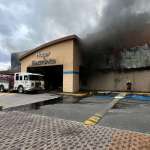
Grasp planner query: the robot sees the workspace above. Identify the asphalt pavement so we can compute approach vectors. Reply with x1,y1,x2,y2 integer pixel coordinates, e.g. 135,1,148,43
28,96,112,122
1,93,150,133
100,102,150,133
27,96,150,133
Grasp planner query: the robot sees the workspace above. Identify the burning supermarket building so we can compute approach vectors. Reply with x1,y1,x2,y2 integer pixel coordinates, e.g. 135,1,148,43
79,0,150,92
10,32,150,93
10,0,150,93
84,43,150,92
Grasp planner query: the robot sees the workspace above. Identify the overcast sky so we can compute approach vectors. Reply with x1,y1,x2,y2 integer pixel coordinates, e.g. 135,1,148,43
0,0,105,70
0,0,150,70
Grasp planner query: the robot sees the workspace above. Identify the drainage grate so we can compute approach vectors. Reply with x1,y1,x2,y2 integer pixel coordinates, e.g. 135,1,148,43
0,111,149,150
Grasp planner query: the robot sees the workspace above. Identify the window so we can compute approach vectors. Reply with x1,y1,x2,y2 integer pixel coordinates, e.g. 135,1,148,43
24,75,28,80
16,74,19,80
20,76,22,80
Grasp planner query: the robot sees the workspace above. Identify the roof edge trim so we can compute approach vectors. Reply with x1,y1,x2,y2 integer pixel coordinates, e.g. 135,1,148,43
20,35,79,60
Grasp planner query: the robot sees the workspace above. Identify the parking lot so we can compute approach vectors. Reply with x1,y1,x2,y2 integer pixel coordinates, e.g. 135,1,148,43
0,92,150,134
27,94,150,134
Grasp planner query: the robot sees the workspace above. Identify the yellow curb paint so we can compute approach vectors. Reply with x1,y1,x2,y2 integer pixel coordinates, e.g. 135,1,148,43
86,118,97,123
88,119,97,123
83,93,127,127
95,113,102,118
84,120,95,125
91,116,100,120
83,115,102,126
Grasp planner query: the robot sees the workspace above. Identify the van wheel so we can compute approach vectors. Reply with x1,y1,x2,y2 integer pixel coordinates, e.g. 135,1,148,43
0,85,4,92
18,86,24,93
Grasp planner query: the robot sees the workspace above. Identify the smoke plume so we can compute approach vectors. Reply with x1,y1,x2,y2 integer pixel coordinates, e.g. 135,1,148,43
82,0,150,69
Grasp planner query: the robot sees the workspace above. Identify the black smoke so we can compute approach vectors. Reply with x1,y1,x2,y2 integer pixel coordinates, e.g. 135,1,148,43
81,0,150,70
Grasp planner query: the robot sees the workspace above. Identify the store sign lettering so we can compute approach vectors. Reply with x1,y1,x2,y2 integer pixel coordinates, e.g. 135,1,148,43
36,51,51,58
32,59,56,66
32,51,56,66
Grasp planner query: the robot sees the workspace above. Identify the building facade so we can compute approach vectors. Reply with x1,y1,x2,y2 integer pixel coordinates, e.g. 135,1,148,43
19,35,150,93
20,35,81,93
87,69,150,92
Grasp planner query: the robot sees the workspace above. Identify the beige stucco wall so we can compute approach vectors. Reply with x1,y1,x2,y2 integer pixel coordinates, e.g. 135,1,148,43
62,65,79,92
21,39,80,93
21,40,74,72
88,70,150,92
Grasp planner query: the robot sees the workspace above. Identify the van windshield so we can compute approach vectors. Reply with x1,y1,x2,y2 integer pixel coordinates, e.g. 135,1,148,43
29,75,44,81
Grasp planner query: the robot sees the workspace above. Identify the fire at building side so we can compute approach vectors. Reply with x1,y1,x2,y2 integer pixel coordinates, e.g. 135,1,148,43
9,29,150,93
6,0,150,93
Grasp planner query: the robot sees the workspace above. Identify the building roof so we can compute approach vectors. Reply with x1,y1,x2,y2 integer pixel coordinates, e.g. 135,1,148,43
20,35,79,60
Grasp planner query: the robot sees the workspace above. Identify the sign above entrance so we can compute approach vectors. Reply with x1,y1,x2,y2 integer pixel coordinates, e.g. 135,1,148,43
32,51,56,66
36,51,51,59
32,59,56,66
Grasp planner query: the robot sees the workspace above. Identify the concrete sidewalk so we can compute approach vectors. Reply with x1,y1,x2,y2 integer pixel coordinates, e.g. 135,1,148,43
0,93,60,109
0,111,149,150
